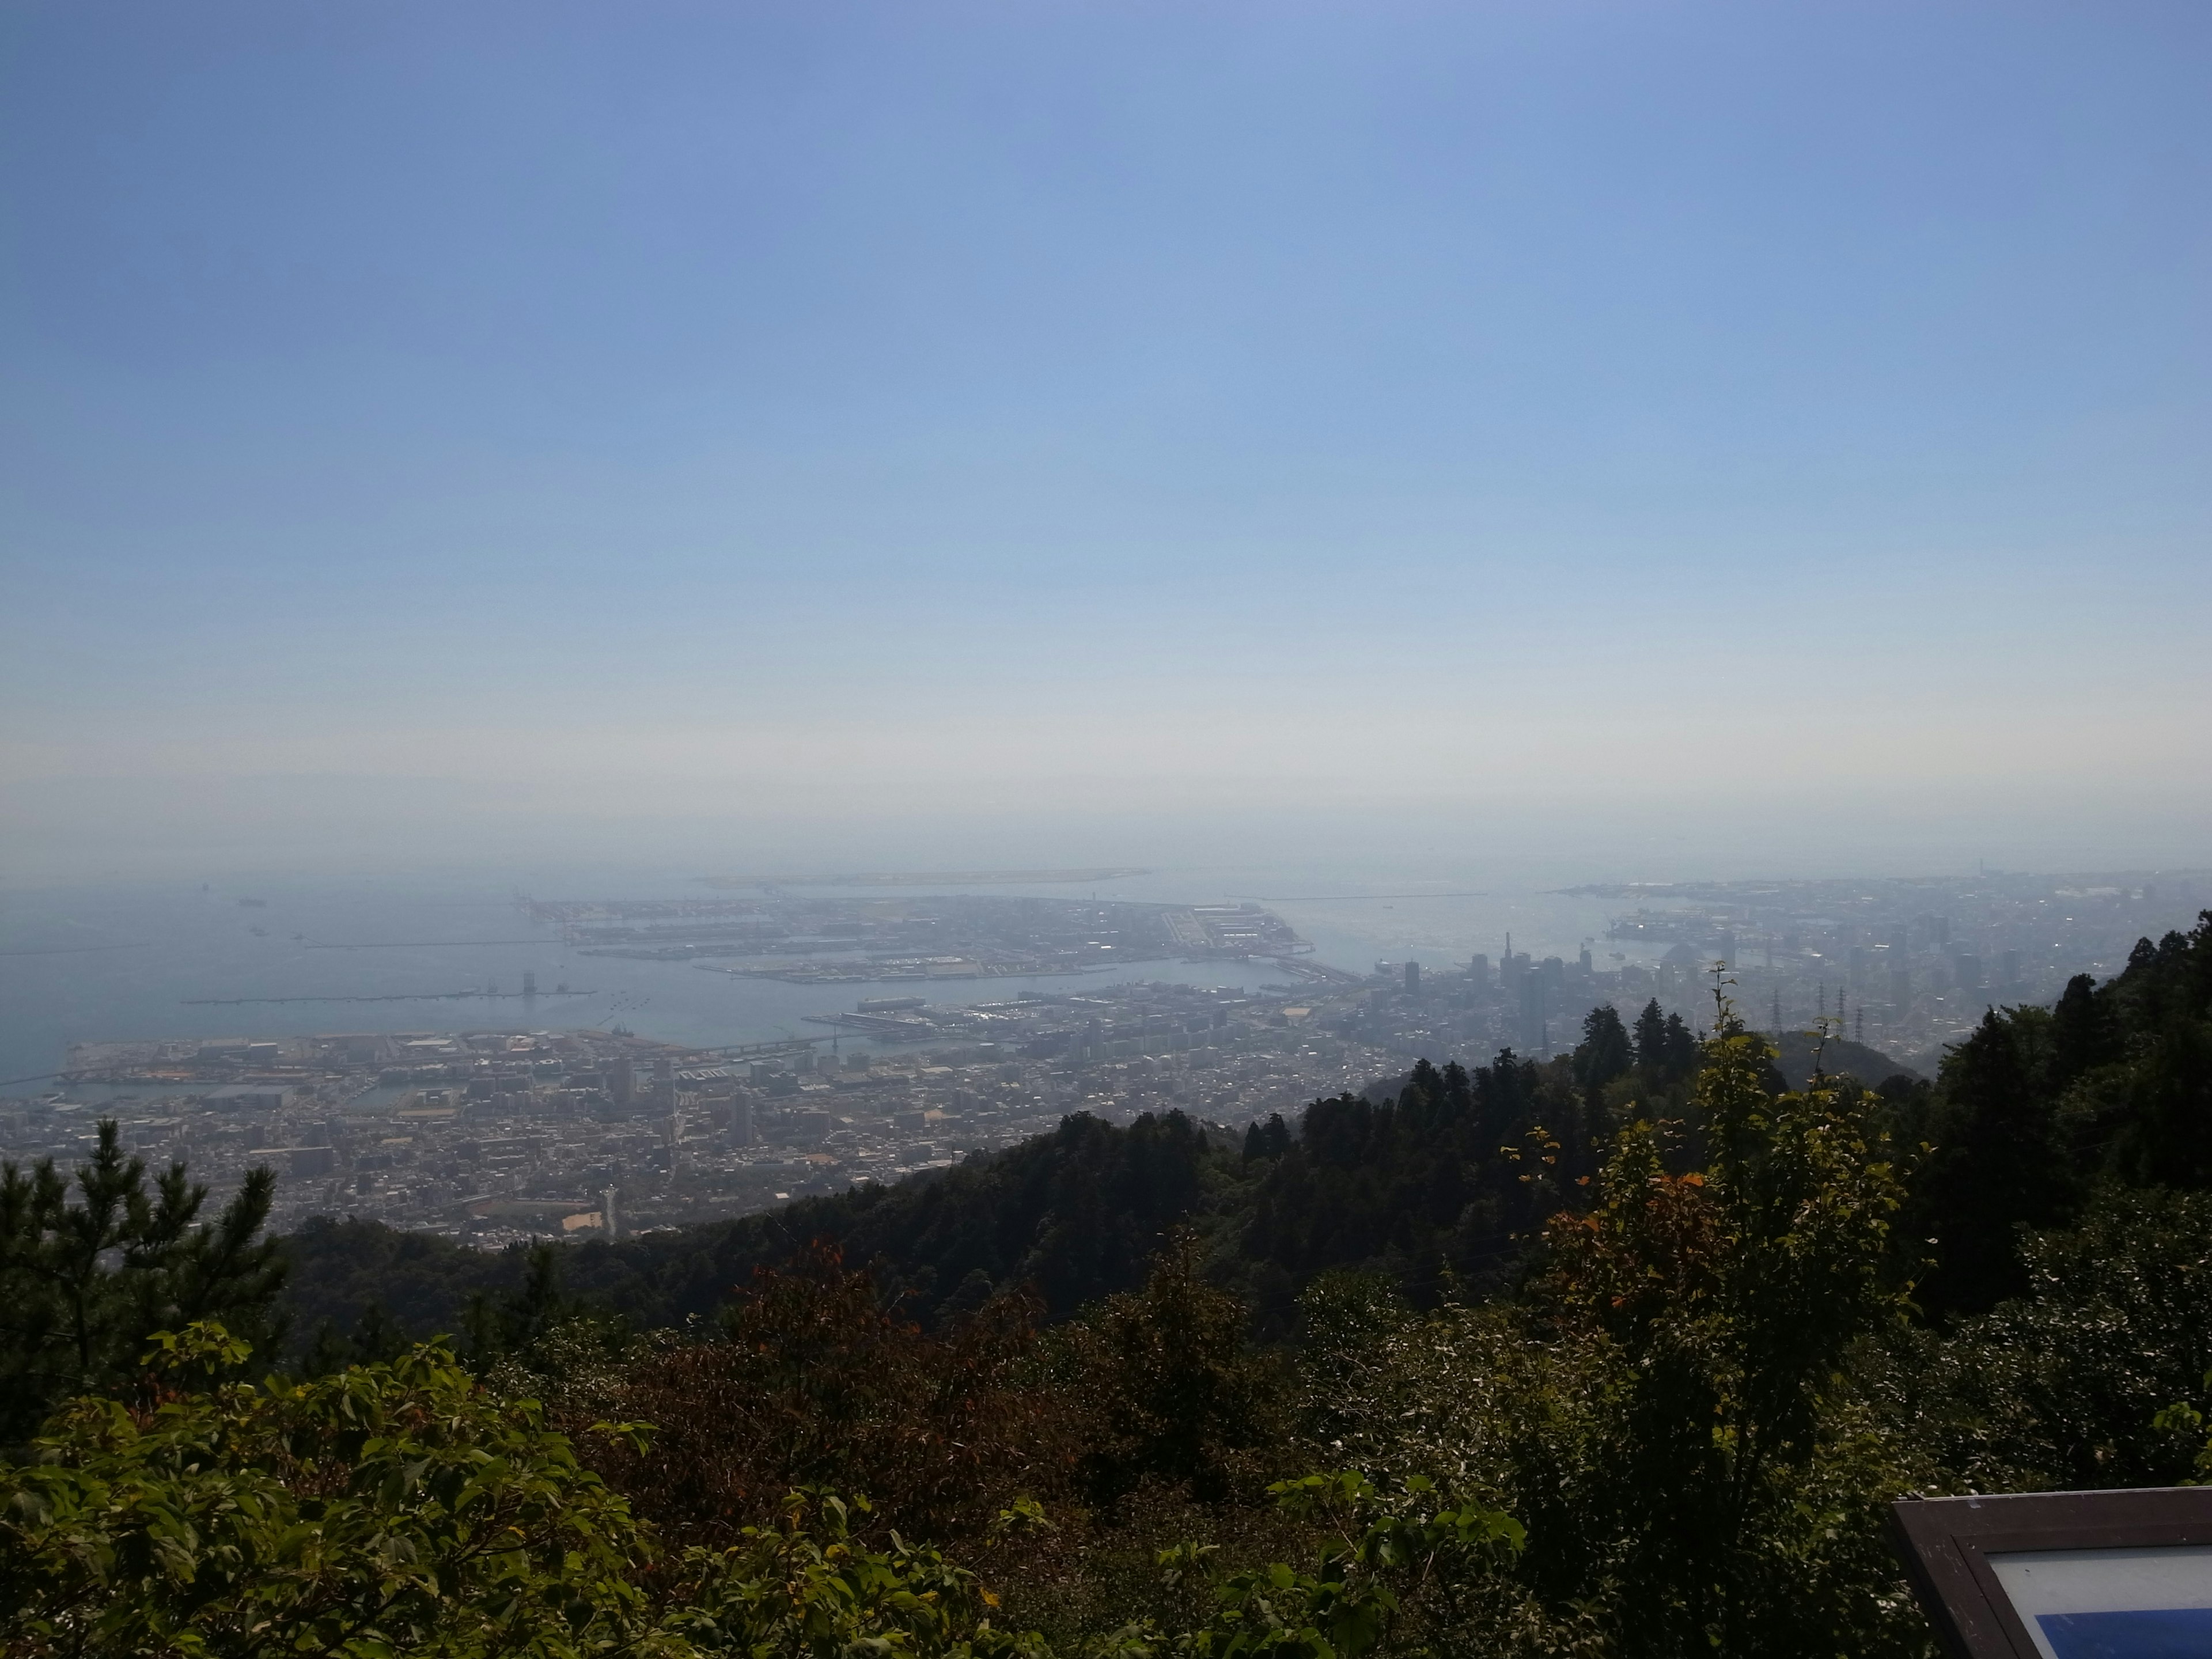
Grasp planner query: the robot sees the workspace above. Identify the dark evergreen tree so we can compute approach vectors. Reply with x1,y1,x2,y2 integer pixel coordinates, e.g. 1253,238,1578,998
464,1240,570,1365
1913,1010,2074,1316
1573,1005,1633,1096
1067,1229,1274,1506
1633,999,1669,1074
2049,972,2120,1086
1658,1011,1699,1083
0,1119,283,1440
2104,918,2212,1191
1627,1000,1699,1088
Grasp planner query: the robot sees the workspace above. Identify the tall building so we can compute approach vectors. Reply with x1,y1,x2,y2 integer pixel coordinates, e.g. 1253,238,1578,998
1518,973,1547,1054
1404,960,1421,994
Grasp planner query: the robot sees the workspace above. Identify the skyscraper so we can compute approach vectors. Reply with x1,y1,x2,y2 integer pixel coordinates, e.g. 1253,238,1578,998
1518,972,1547,1054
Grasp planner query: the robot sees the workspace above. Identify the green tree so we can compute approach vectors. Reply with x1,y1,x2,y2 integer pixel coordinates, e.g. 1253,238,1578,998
464,1239,574,1366
1630,1000,1698,1089
1912,1009,2075,1316
660,1489,1048,1658
1571,1006,1633,1100
0,1119,282,1444
2104,918,2212,1191
1532,1005,1918,1657
2049,972,2122,1087
0,1323,672,1659
1066,1230,1275,1507
1911,1187,2212,1491
1241,1114,1292,1165
585,1240,1065,1551
1103,1472,1522,1659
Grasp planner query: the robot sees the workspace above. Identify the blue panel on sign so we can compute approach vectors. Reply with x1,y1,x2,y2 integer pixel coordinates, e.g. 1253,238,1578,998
2038,1608,2212,1659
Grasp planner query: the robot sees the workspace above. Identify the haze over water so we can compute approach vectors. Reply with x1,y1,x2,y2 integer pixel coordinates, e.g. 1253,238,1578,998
0,864,1646,1085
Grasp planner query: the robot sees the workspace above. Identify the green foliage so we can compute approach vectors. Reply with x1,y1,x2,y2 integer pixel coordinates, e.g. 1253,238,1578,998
0,1119,284,1444
582,1240,1067,1550
1241,1115,1293,1166
1063,1229,1279,1508
280,1111,1234,1354
1900,1186,2212,1491
1903,911,2212,1316
1570,1006,1633,1101
2104,919,2212,1190
660,1488,1048,1658
2152,1377,2212,1482
301,1297,414,1377
0,1321,669,1659
1526,1007,1919,1656
1910,1007,2076,1314
465,1240,584,1367
1630,1000,1699,1090
1096,1472,1521,1659
1239,1052,1590,1320
35,912,2212,1658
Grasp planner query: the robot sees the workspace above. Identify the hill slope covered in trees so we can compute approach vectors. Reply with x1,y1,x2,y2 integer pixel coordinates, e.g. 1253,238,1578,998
281,915,2205,1355
7,913,2212,1658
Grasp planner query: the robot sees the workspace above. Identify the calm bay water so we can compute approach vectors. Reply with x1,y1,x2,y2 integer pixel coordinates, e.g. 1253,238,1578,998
0,865,1635,1087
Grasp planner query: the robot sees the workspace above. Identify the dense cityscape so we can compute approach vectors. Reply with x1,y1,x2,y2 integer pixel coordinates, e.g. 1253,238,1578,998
6,869,2202,1249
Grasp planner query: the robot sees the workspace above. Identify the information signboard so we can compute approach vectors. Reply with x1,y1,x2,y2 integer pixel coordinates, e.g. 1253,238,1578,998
1891,1488,2212,1659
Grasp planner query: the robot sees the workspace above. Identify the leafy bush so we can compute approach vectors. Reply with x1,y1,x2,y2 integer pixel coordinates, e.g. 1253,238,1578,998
660,1489,1049,1658
1097,1471,1522,1659
575,1241,1073,1550
0,1323,666,1659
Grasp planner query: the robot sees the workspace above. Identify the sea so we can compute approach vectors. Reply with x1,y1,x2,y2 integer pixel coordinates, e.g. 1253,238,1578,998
0,863,1641,1090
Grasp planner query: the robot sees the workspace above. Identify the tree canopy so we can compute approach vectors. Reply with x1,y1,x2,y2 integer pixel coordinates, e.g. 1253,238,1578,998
10,912,2212,1657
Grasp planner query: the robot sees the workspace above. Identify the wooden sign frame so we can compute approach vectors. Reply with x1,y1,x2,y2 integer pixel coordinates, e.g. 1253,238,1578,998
1889,1487,2212,1659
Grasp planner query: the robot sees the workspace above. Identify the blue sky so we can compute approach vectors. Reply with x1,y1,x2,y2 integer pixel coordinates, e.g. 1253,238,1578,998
3,1,2208,880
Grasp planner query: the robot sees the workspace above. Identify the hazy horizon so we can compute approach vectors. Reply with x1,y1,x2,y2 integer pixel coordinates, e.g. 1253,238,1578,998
5,2,2209,885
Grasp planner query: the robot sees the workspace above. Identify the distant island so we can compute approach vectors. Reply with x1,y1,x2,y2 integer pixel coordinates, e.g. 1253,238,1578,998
700,868,1153,887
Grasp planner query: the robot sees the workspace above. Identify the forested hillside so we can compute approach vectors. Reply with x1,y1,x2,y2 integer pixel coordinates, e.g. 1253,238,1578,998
8,914,2210,1658
283,1107,1234,1343
278,917,2206,1351
281,986,1917,1347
